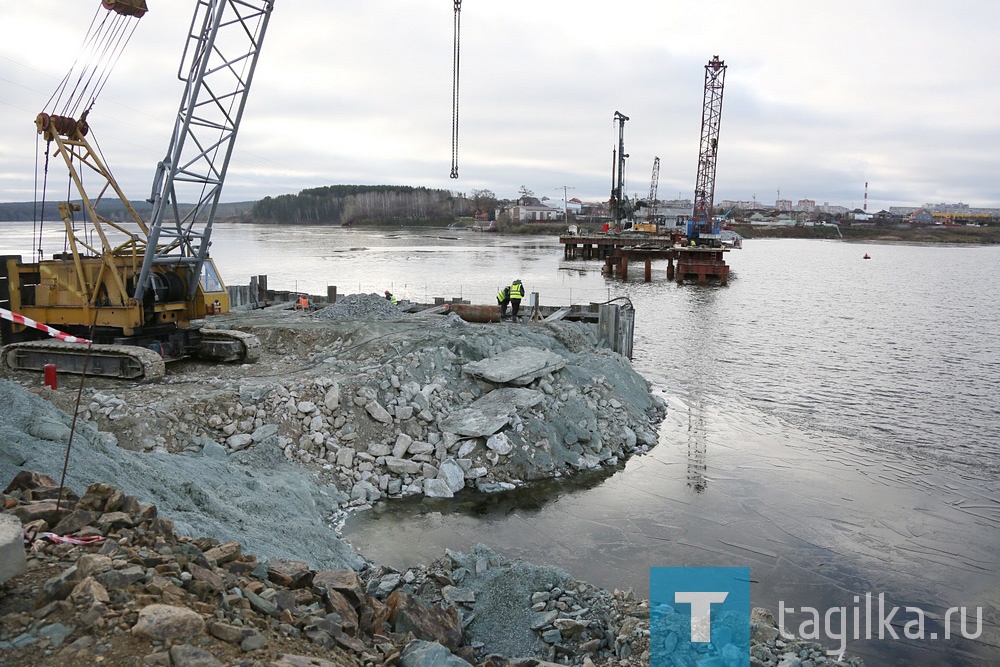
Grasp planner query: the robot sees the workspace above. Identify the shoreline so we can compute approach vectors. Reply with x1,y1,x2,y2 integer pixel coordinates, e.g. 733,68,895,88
216,216,1000,245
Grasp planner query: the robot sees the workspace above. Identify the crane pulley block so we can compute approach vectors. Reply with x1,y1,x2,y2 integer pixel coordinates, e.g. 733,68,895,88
103,0,148,18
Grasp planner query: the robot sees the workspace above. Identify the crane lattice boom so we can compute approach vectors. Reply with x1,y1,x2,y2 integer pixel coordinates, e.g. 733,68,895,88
691,55,726,243
137,0,275,302
646,156,660,222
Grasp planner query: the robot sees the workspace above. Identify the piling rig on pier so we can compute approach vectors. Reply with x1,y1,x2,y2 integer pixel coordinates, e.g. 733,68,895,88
609,111,632,226
689,55,727,246
675,55,730,284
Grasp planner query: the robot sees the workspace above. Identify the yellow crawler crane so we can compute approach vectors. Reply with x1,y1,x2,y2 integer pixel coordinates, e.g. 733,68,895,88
0,0,271,379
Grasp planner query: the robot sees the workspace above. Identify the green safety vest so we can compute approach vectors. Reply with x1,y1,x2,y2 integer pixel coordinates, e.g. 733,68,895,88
509,283,524,299
497,287,509,302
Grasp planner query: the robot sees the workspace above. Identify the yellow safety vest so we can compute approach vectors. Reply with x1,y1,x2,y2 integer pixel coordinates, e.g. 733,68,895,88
509,283,524,299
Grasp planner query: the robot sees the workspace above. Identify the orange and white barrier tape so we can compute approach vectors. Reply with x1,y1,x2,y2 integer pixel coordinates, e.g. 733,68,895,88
0,307,91,344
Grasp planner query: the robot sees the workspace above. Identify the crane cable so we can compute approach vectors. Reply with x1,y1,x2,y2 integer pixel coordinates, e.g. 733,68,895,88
46,6,142,119
450,1,461,179
36,2,143,240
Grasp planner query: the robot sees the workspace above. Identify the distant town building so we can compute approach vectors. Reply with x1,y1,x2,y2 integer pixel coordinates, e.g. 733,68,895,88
511,203,561,222
818,203,849,215
539,196,582,217
661,198,694,209
517,194,998,225
651,205,692,222
908,209,936,225
719,198,766,211
579,201,611,222
925,202,970,214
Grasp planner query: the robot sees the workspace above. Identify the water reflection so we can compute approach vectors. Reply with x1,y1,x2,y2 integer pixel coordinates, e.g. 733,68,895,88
685,396,708,493
364,463,622,523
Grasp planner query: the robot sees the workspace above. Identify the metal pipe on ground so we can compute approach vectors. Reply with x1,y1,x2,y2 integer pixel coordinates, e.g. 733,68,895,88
444,303,501,323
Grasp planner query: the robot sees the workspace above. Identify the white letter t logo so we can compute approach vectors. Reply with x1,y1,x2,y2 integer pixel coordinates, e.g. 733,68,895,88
675,591,729,642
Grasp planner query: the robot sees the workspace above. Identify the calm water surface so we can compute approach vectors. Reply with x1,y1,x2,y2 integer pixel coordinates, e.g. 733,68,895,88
3,222,997,664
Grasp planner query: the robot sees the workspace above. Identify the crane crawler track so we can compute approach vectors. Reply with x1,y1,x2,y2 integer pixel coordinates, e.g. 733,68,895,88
197,329,261,364
1,340,166,381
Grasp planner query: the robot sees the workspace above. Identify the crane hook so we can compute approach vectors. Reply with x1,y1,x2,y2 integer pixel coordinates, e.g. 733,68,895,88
450,1,462,179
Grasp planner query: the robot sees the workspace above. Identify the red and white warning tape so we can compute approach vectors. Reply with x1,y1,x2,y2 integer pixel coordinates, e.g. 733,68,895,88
0,307,91,344
25,530,105,546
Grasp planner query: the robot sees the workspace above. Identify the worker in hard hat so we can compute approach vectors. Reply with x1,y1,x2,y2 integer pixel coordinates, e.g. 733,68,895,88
496,285,510,320
508,279,525,321
384,290,399,305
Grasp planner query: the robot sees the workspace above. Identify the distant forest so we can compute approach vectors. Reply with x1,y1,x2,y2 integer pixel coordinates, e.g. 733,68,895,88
0,185,491,226
251,185,461,225
0,200,255,223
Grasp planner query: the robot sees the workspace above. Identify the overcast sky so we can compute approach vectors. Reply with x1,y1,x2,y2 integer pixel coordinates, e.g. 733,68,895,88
2,0,998,211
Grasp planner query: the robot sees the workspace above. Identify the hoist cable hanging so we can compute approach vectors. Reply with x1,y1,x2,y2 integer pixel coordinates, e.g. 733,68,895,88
71,11,121,112
46,7,102,114
85,14,141,113
46,3,143,118
450,1,462,179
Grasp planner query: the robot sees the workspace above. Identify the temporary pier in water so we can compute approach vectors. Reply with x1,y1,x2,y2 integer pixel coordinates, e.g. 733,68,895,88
559,234,731,285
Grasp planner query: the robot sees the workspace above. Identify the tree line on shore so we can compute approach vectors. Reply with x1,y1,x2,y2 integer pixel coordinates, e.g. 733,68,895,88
0,185,507,226
0,200,254,223
251,185,466,225
0,185,518,229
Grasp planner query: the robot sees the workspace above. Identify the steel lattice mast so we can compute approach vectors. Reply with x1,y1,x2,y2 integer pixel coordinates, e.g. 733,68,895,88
646,156,660,222
136,0,275,302
610,110,630,224
691,56,726,242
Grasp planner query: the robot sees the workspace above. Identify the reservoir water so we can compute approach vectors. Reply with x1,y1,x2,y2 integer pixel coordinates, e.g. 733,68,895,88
2,222,997,665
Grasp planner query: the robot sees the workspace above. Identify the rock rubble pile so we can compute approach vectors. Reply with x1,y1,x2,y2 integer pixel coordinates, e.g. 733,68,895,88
66,305,665,507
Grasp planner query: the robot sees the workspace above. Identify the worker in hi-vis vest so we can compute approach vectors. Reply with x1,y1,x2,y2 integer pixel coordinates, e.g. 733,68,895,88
508,279,525,320
497,285,510,320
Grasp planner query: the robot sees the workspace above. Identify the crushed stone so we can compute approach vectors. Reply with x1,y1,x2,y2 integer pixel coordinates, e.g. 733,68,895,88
313,292,405,320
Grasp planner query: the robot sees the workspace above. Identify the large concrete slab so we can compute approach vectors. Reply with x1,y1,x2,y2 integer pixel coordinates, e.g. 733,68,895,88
462,347,566,386
0,513,26,584
438,387,545,437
